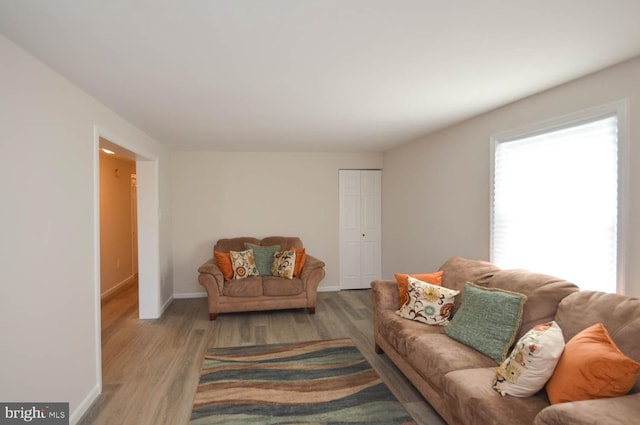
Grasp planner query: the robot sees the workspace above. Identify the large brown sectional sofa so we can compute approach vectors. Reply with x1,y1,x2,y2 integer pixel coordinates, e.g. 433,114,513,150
198,236,325,320
372,256,640,425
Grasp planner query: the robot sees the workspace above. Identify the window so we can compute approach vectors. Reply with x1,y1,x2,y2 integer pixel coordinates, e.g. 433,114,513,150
491,102,627,293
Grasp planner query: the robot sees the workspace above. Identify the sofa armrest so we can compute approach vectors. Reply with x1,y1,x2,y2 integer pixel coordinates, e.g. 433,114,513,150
371,280,399,312
533,393,640,425
197,258,224,295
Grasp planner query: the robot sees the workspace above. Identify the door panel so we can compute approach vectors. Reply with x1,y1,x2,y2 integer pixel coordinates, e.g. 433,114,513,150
339,170,381,289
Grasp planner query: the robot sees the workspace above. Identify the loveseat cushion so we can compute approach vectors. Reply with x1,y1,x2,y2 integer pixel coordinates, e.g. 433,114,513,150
222,277,263,297
443,367,549,425
262,236,303,250
263,277,304,296
215,237,261,252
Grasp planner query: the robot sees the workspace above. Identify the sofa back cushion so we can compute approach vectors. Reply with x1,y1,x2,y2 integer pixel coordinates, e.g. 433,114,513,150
487,269,579,340
555,291,640,370
439,257,501,291
438,257,501,314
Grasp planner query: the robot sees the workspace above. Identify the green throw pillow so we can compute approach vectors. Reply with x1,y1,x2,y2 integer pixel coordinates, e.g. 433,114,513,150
444,283,527,363
244,243,280,276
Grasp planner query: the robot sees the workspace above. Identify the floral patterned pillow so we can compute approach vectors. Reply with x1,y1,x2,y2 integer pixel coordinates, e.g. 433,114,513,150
396,277,459,326
271,250,296,279
493,321,565,397
229,249,259,279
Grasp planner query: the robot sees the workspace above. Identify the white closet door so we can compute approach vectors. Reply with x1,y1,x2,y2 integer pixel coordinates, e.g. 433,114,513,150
339,170,381,289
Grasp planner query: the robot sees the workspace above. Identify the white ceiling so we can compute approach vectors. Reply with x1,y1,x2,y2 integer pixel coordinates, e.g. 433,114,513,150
1,1,639,152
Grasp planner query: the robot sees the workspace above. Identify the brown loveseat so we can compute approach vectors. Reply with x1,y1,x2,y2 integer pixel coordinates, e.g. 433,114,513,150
198,236,325,320
372,256,640,425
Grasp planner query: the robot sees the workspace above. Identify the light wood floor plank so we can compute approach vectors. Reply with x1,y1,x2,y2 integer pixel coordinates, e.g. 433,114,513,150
78,286,445,425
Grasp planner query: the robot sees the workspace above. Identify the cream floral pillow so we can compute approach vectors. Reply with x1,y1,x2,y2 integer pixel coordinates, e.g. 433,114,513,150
271,250,296,279
396,277,459,326
229,249,259,279
493,321,565,397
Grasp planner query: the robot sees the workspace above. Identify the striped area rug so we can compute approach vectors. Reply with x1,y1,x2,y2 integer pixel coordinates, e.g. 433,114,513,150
190,338,416,425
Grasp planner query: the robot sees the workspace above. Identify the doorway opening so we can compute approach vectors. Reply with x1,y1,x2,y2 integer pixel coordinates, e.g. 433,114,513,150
94,129,162,393
98,142,139,340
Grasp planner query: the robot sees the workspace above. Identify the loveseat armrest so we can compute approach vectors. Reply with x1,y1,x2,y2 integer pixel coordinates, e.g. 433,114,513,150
197,258,224,295
533,393,640,425
300,254,325,276
300,254,326,313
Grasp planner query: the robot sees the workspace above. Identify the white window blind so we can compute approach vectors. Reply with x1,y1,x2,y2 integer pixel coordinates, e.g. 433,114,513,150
491,115,619,293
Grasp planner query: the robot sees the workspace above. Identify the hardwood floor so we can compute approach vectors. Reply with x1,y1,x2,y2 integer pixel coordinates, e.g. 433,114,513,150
79,287,446,425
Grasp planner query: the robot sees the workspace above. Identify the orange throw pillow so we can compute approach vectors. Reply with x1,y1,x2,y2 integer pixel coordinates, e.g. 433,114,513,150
394,271,444,308
290,247,306,277
546,322,640,404
214,251,234,281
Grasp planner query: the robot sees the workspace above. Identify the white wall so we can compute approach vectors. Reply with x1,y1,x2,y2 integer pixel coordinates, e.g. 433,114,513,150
382,56,640,298
171,151,383,295
0,35,172,423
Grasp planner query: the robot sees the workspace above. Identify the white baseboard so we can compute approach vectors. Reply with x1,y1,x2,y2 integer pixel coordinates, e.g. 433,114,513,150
70,384,100,425
318,285,340,292
175,288,341,297
173,292,208,299
159,295,174,316
101,274,136,301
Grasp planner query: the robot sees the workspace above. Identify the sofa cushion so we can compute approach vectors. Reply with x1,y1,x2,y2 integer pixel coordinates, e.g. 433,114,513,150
272,250,296,279
245,243,280,276
397,277,458,326
494,321,565,397
263,277,304,296
443,367,549,425
445,283,527,363
222,277,263,297
533,395,640,425
376,308,445,357
230,249,259,279
545,322,640,404
394,271,443,307
405,333,497,392
487,269,578,340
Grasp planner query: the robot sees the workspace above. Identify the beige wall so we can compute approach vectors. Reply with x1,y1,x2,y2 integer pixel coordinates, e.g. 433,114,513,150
382,56,640,298
171,151,383,295
99,152,137,294
0,34,172,423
